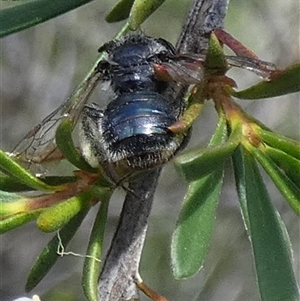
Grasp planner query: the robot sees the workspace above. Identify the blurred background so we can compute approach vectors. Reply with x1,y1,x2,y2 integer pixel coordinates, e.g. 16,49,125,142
0,0,299,300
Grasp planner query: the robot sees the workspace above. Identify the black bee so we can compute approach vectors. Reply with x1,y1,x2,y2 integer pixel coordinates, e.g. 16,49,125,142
79,35,188,179
10,34,275,179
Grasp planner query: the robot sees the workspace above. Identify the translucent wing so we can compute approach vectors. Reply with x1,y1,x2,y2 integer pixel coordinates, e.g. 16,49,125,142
226,55,277,79
156,52,277,85
10,70,102,174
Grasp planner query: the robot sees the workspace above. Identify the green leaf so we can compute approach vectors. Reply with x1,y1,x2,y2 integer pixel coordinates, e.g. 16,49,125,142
37,190,94,232
174,109,235,182
0,175,76,192
233,64,300,99
0,190,24,203
207,110,229,147
55,117,96,173
248,144,300,215
232,147,250,226
258,129,300,160
0,191,30,216
0,150,60,192
171,168,223,279
82,197,110,301
106,0,135,23
233,147,299,301
0,0,97,37
26,210,88,292
171,111,228,279
174,135,239,182
0,175,40,192
264,145,300,189
204,32,228,73
0,210,42,235
129,0,167,30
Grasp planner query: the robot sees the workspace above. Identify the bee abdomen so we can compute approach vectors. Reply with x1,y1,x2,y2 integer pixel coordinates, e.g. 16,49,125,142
101,91,181,169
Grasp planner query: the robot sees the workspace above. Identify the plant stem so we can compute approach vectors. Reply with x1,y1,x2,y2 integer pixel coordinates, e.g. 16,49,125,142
98,169,161,300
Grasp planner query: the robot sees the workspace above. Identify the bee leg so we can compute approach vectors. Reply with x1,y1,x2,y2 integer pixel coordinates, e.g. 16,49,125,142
79,104,106,169
103,162,142,199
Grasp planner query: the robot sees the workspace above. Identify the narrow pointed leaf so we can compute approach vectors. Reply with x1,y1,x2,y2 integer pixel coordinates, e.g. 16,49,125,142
263,145,300,188
214,28,259,59
174,136,238,182
233,147,299,301
26,210,88,292
40,176,77,186
106,0,135,23
82,197,110,301
55,118,96,173
0,190,24,204
0,175,76,192
232,147,250,227
233,64,300,99
37,191,93,233
208,110,228,146
168,97,205,134
248,144,300,215
171,168,223,279
0,210,42,235
174,109,234,182
129,0,167,30
0,0,97,37
0,175,39,192
0,150,60,192
204,32,228,73
171,111,227,279
257,129,300,160
0,191,29,215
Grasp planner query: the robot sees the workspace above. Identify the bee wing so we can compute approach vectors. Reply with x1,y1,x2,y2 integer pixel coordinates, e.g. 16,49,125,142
10,70,102,174
160,52,276,84
155,56,205,85
226,56,277,79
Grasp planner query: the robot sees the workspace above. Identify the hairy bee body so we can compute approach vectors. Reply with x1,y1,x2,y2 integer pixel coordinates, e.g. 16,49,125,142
80,35,185,174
